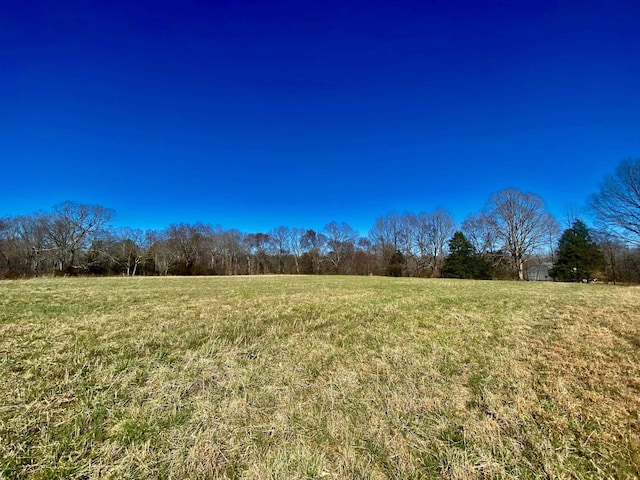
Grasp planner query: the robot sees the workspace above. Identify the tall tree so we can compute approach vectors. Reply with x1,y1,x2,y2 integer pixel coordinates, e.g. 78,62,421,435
593,230,626,285
588,158,640,244
45,202,113,272
323,221,358,273
146,230,171,275
413,209,456,277
219,229,245,275
549,220,605,282
354,237,376,275
483,188,558,280
165,223,209,274
289,227,306,274
369,212,406,269
269,226,291,274
301,229,326,274
0,217,18,276
16,214,52,274
111,228,144,276
461,213,513,278
442,231,490,279
461,213,498,254
386,250,406,277
244,233,270,274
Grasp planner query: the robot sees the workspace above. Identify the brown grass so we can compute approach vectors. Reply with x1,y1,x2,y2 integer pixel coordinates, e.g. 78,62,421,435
0,276,638,479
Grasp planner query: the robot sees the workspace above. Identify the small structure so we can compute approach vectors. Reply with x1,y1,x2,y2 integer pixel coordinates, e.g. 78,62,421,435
526,261,553,281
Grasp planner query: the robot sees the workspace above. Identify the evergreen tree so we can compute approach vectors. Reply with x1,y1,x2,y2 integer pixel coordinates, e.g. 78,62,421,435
386,250,406,277
442,232,490,279
550,220,605,282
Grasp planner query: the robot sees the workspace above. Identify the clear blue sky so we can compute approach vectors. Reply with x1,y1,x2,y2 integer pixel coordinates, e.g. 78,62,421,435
2,0,639,234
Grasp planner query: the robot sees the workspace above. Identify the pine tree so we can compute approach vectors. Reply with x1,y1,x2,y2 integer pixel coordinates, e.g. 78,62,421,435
442,232,491,279
550,220,605,282
386,250,406,277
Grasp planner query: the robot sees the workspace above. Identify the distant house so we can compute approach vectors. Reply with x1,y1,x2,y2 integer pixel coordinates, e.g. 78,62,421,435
526,262,553,281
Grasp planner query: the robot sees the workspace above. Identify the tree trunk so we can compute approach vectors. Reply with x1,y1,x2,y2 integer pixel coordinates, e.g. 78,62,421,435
518,259,525,280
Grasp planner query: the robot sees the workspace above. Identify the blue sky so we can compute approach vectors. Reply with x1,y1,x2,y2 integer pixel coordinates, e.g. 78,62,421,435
2,0,639,234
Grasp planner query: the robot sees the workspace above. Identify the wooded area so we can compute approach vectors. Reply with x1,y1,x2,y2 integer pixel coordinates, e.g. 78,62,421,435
2,159,639,282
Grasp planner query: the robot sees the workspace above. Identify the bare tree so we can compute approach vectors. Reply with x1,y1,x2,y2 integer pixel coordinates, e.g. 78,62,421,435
146,230,171,275
220,229,245,275
269,226,291,274
0,216,46,276
588,158,640,245
461,212,514,277
111,227,144,276
323,221,358,273
354,236,375,275
45,202,113,272
369,212,404,252
461,213,498,254
165,223,211,273
405,210,455,277
17,214,53,274
369,212,410,273
289,227,306,274
301,229,326,274
0,217,17,275
244,233,270,274
483,188,558,280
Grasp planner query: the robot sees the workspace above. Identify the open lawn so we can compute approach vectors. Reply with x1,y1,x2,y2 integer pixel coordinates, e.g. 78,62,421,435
0,276,639,479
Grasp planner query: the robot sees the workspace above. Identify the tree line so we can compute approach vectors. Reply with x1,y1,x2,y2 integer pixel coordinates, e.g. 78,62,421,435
2,159,639,282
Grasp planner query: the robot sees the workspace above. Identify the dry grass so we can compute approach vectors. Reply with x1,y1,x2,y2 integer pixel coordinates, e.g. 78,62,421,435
0,276,639,479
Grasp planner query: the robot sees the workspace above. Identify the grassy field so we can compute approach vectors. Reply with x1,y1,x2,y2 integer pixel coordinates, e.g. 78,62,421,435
0,276,639,479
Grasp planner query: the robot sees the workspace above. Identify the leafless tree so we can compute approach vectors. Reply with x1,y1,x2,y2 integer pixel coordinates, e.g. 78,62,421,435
45,202,113,272
461,212,513,277
323,221,358,273
301,229,326,274
111,227,144,276
0,216,47,275
0,218,16,274
220,229,245,275
354,236,375,275
461,213,498,254
483,188,558,280
269,226,291,274
410,209,456,277
588,158,640,245
244,233,270,274
166,224,199,271
289,227,306,274
369,212,404,252
369,212,410,272
146,230,171,275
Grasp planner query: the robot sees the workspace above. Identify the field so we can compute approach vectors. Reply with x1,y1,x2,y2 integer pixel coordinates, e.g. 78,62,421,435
1,276,639,479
